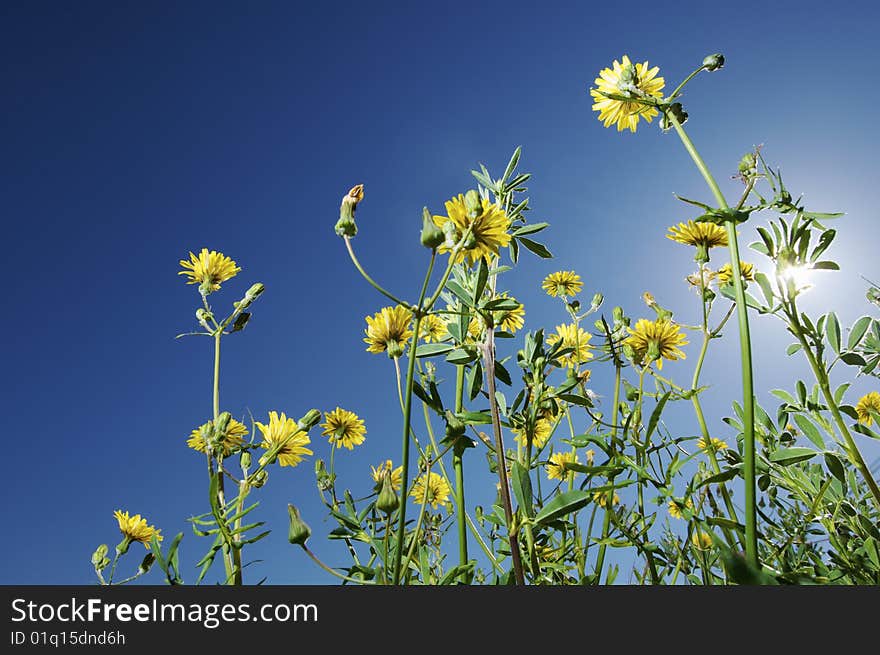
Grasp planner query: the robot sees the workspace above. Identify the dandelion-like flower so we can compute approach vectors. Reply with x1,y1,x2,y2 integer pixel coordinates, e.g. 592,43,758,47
542,271,583,297
187,418,248,457
178,248,241,293
668,498,693,519
546,451,579,481
513,419,553,449
371,460,403,493
856,392,880,426
321,407,366,450
419,314,448,343
364,305,413,356
409,471,452,509
667,221,728,263
114,510,162,548
625,318,688,369
547,323,594,369
717,261,756,285
697,437,728,452
692,529,713,550
593,490,620,508
494,294,525,334
256,411,313,468
433,194,511,265
590,55,665,133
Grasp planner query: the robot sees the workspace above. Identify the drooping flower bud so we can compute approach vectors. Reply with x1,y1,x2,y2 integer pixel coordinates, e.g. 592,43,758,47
196,308,214,332
251,469,269,488
376,473,400,515
235,283,265,311
591,293,604,310
335,184,364,238
240,450,252,470
702,53,725,72
420,207,445,249
287,504,311,546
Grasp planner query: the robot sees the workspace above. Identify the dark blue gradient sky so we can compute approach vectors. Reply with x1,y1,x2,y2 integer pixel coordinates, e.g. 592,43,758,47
3,1,878,584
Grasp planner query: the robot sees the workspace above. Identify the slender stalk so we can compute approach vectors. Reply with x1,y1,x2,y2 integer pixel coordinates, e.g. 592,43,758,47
667,111,758,568
344,237,409,307
301,546,376,585
453,364,469,575
594,359,621,582
211,333,237,583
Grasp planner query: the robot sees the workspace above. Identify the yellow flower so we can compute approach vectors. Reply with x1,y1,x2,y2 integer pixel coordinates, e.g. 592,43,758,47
667,221,728,250
590,55,665,133
321,407,366,450
546,323,594,369
513,419,553,449
187,418,248,457
692,529,713,550
371,460,403,493
856,392,880,426
178,248,241,293
363,305,413,355
256,411,313,468
625,318,688,370
433,194,511,265
542,271,583,297
494,294,525,334
409,471,452,509
419,314,447,343
546,451,579,481
717,261,756,285
697,437,728,452
114,510,162,548
592,490,620,508
668,498,693,520
585,449,595,466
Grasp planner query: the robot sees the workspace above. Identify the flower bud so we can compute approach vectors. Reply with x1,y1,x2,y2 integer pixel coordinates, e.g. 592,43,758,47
335,184,364,238
297,409,322,431
738,152,757,176
91,544,109,570
386,340,405,359
612,306,625,324
251,469,269,488
240,450,252,470
464,189,483,219
287,504,311,546
138,552,156,574
591,293,604,309
420,207,445,249
235,283,265,311
376,473,400,515
702,53,725,72
196,308,214,332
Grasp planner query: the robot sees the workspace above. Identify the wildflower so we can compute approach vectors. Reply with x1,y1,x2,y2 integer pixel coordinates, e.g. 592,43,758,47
187,418,248,457
590,55,665,133
547,323,594,369
494,293,525,333
363,305,413,356
625,318,688,369
856,392,880,426
697,437,728,452
593,490,620,508
256,411,313,468
410,471,452,509
546,451,579,481
432,193,511,265
371,460,403,493
668,498,693,519
321,408,366,450
420,314,447,343
542,271,583,298
667,221,729,263
513,419,553,449
114,510,162,549
692,530,713,550
178,248,241,294
717,261,756,285
335,184,364,237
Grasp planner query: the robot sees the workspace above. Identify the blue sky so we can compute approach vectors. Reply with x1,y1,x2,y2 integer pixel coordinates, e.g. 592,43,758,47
2,1,879,584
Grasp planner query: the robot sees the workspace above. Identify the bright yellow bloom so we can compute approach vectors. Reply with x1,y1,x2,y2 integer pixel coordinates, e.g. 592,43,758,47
114,510,162,548
592,490,620,508
668,498,693,520
363,305,413,355
546,323,594,368
590,55,665,133
419,314,447,343
256,411,313,467
433,194,511,266
697,437,728,452
187,418,248,457
321,407,366,450
692,529,713,550
409,471,452,509
542,271,583,297
856,392,880,426
494,294,525,334
546,451,579,481
625,318,688,370
667,221,729,250
178,248,241,293
513,419,553,449
717,261,756,284
371,460,403,492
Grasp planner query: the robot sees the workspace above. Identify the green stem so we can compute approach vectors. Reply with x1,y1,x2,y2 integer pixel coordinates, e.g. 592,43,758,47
594,360,621,582
668,111,758,569
301,546,376,585
212,333,237,583
344,237,409,307
453,364,469,577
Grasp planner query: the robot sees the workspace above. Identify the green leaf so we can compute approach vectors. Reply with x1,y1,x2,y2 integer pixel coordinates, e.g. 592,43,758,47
510,461,534,519
754,272,776,306
494,360,512,386
517,237,552,258
534,490,591,526
646,391,671,441
501,146,521,185
438,562,475,586
494,391,507,415
749,241,770,256
840,352,867,367
823,452,846,485
512,222,549,237
810,229,836,262
460,410,492,425
826,312,841,353
847,316,873,349
415,343,454,358
446,348,477,365
474,258,489,303
756,227,776,257
793,415,825,449
834,383,851,405
771,389,798,405
812,261,840,271
802,211,843,221
786,343,803,356
483,297,520,311
769,447,816,465
467,360,482,401
698,466,741,487
445,281,474,307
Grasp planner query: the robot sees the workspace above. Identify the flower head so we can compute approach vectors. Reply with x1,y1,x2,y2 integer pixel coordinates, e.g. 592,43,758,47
697,437,728,452
590,55,665,133
364,305,413,356
321,407,366,450
592,490,620,508
668,498,693,520
546,451,579,481
371,460,403,493
717,261,756,285
513,419,554,449
667,221,728,263
856,392,880,426
419,314,448,343
187,418,248,458
256,411,313,468
178,248,241,294
494,294,525,334
625,318,688,370
409,471,452,509
692,529,713,550
114,510,162,548
433,194,511,265
542,271,583,298
546,323,594,369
